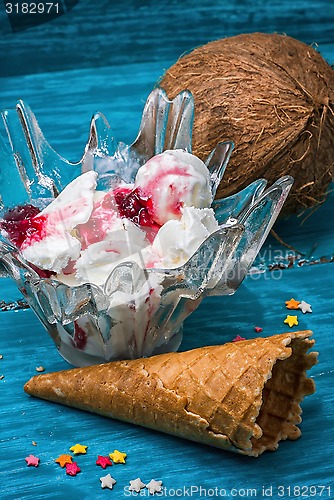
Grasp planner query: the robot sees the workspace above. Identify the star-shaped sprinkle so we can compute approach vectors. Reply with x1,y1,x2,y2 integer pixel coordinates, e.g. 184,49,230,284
96,455,113,469
69,443,87,455
109,449,127,464
284,315,299,328
285,298,301,310
25,454,40,467
55,454,73,468
129,478,146,492
65,462,81,476
254,326,263,333
100,473,116,490
146,479,163,495
232,335,246,342
298,300,312,314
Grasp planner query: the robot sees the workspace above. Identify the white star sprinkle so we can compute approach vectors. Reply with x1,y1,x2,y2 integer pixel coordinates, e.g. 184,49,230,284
100,473,116,489
298,300,312,314
129,477,146,492
146,479,163,494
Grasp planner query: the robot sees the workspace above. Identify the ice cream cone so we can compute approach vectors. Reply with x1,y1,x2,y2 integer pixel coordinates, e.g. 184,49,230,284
24,331,317,456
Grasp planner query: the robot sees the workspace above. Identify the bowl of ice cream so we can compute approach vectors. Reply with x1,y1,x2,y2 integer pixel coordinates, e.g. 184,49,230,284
0,88,293,366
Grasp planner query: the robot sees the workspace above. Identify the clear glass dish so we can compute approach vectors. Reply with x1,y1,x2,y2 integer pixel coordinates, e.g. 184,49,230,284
0,88,293,366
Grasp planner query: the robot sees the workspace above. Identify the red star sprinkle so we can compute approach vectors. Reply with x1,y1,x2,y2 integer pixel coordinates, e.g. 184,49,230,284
96,455,113,469
232,335,246,342
25,454,40,467
254,326,263,333
65,462,81,476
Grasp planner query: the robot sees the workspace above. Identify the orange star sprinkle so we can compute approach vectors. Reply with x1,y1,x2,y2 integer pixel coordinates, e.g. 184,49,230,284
285,298,301,310
55,454,73,468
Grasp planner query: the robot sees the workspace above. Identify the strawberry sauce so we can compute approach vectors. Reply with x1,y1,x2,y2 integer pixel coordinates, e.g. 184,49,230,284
1,204,55,278
114,187,161,232
1,204,47,249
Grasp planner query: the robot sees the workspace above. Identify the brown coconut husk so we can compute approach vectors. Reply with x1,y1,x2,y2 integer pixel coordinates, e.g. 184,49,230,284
159,33,334,214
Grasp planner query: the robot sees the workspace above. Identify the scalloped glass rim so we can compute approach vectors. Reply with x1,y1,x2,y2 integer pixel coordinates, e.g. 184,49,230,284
0,88,294,364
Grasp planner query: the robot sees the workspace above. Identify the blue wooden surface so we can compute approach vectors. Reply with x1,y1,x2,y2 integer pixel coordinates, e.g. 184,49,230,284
0,1,334,498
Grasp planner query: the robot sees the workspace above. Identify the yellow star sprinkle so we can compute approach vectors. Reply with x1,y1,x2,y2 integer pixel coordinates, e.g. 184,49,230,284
69,444,88,455
55,454,73,468
285,298,301,310
109,449,127,464
284,315,299,328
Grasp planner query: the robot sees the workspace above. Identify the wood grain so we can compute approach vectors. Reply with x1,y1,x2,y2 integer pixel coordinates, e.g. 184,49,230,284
0,0,333,497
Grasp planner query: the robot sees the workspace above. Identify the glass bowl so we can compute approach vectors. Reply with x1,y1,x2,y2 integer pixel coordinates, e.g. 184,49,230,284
0,88,293,366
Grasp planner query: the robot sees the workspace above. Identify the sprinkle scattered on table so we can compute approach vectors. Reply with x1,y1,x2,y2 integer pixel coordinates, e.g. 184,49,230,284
298,300,312,314
32,441,37,446
232,335,246,342
109,449,127,464
65,462,81,476
100,473,116,490
284,315,299,328
69,443,88,455
254,326,263,333
96,455,113,469
35,366,45,372
55,454,73,468
129,478,146,492
285,298,301,310
146,479,163,494
25,454,40,467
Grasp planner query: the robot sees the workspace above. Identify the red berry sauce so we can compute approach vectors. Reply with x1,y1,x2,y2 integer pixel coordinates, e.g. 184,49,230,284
113,187,161,232
72,321,87,350
1,204,47,249
1,204,55,278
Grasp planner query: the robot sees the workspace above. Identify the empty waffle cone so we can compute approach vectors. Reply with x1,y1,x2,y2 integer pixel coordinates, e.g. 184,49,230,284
24,331,317,456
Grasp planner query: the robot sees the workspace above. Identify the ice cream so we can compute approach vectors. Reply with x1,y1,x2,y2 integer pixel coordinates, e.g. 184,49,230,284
133,149,213,225
152,206,218,268
1,149,217,284
0,149,221,360
21,171,97,274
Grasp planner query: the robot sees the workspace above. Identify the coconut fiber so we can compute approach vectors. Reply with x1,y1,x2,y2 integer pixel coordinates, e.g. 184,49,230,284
160,33,334,213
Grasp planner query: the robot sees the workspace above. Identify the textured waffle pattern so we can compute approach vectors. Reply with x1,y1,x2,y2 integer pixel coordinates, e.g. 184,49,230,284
253,336,317,454
24,331,317,456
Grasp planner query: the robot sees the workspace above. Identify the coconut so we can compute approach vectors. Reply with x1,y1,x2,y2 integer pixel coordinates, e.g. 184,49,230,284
159,33,334,214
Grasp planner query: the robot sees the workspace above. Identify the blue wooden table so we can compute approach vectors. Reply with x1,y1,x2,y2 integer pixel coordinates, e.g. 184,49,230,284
0,1,333,498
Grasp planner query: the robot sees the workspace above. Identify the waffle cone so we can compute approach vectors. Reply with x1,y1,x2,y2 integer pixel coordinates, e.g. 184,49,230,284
24,331,317,456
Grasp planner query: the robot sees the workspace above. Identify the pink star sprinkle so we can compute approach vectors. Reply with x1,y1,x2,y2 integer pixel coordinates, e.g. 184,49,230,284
254,326,263,333
232,335,246,342
25,454,40,467
65,462,81,476
96,456,113,469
